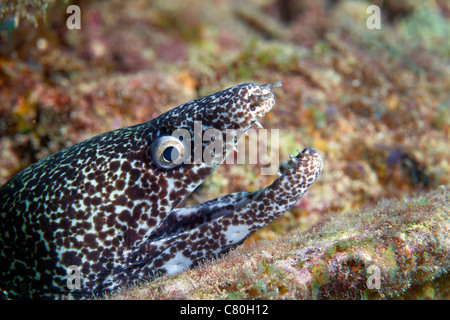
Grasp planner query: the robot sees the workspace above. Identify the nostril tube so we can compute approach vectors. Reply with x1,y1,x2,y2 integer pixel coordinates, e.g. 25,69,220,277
263,81,282,89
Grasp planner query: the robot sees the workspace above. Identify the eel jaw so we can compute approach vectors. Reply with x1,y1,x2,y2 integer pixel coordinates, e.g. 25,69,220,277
143,147,323,275
156,148,323,241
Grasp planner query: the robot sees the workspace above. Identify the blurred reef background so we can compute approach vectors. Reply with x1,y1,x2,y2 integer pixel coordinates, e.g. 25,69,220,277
0,0,449,299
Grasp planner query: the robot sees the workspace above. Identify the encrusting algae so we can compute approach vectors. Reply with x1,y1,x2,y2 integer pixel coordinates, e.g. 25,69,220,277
111,186,450,300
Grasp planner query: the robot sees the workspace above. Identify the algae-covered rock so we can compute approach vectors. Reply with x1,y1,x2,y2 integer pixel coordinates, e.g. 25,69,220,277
285,187,450,299
111,186,450,300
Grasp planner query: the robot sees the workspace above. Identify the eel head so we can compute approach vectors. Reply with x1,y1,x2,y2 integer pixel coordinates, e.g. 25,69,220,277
0,81,322,298
129,82,323,280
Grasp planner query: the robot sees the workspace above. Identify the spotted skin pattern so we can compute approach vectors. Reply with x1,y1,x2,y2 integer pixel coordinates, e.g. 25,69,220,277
0,82,323,299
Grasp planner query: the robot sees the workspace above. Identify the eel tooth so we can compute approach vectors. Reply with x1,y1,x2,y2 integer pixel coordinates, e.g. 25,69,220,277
254,121,264,129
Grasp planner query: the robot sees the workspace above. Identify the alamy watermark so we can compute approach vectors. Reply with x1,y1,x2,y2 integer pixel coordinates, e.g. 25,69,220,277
66,5,81,30
65,4,382,31
65,263,383,292
366,5,382,30
166,121,280,175
366,264,381,290
66,265,81,290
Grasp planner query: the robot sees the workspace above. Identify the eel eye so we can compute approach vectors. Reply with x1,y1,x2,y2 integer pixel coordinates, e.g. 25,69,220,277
150,136,186,169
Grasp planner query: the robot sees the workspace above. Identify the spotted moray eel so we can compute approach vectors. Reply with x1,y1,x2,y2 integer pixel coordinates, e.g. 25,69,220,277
0,82,323,299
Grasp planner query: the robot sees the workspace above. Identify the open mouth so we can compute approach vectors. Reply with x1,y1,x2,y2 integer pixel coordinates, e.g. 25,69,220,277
152,148,322,241
147,82,323,251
